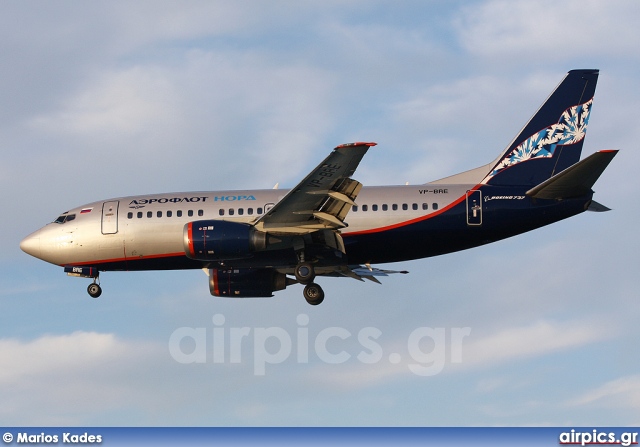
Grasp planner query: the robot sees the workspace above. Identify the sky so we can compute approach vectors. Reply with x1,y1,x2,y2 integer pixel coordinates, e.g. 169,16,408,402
1,0,639,426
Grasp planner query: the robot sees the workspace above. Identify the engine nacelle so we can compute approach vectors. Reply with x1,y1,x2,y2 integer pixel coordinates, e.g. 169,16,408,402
183,220,267,261
210,268,289,298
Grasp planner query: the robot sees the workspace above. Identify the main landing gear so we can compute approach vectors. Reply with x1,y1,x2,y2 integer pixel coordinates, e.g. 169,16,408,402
303,283,324,306
295,261,325,305
294,262,315,284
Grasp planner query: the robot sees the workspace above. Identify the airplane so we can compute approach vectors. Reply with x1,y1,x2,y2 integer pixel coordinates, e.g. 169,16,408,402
20,69,617,305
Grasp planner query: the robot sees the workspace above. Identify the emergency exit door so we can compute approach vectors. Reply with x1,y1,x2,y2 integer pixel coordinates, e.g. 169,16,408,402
101,201,119,234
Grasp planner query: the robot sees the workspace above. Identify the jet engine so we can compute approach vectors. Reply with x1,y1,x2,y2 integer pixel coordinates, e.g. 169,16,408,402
210,268,293,297
183,220,267,261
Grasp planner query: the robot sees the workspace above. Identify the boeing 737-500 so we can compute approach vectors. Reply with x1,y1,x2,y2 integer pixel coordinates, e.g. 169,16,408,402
20,69,617,305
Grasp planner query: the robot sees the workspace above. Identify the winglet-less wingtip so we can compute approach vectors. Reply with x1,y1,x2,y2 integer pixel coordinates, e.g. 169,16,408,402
335,142,377,149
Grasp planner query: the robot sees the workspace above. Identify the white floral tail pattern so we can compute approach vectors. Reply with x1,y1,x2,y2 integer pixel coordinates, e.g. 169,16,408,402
483,98,593,183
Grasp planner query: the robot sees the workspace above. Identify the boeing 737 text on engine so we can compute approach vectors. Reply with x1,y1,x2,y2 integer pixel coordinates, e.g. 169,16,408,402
20,70,617,305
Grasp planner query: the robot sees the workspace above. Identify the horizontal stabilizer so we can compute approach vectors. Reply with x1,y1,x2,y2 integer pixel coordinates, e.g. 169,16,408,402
587,200,611,212
526,150,618,200
345,265,409,284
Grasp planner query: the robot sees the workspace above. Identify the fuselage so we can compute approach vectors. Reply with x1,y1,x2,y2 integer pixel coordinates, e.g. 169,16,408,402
20,183,592,272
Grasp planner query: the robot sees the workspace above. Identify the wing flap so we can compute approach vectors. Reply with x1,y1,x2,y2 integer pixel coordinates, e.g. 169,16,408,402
313,211,346,228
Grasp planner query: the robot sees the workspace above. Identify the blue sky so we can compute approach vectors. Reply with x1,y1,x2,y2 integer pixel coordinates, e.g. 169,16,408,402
2,0,640,426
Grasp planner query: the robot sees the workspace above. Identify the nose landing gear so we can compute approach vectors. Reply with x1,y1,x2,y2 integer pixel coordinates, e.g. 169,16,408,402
64,266,102,298
87,278,102,298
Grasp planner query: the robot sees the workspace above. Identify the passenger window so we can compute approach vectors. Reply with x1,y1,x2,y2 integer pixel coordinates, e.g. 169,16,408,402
352,206,358,212
412,203,418,210
157,211,162,218
147,211,152,218
238,208,244,216
402,204,408,211
248,208,254,215
433,203,439,210
198,210,204,217
229,209,235,216
257,207,263,214
219,209,225,216
188,210,193,217
167,210,172,218
422,203,428,210
392,204,398,211
128,212,133,219
177,210,182,217
382,204,388,211
137,212,143,218
372,204,378,211
362,204,368,212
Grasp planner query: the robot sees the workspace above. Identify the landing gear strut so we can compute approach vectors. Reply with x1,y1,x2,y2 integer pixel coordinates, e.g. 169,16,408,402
295,251,324,305
303,282,324,306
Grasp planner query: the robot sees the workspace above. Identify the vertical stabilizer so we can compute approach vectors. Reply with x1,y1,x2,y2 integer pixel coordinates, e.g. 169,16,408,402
483,69,599,186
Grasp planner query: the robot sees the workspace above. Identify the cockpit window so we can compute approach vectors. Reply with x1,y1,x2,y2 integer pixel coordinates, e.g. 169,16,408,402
54,213,76,224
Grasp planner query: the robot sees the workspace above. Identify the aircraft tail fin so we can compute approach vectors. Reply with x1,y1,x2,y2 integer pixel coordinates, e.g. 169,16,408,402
482,69,599,186
525,150,617,200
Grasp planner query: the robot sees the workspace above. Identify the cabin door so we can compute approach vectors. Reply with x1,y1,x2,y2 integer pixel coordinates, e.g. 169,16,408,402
466,190,482,226
101,201,119,234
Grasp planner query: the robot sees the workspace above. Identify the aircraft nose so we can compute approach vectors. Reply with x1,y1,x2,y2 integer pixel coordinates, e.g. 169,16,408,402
20,233,41,259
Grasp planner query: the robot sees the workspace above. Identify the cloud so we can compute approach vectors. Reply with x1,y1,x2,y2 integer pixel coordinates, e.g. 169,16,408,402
383,73,555,183
30,67,179,139
455,0,640,63
306,357,410,391
0,331,115,383
567,375,640,410
20,50,337,196
461,320,612,369
302,318,612,392
0,331,164,425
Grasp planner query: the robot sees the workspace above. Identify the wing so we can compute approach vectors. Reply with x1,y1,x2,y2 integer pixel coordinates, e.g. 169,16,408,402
254,142,376,234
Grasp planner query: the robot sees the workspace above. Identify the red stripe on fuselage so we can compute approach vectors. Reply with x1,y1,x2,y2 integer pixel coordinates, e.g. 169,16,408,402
59,251,187,267
344,186,479,236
